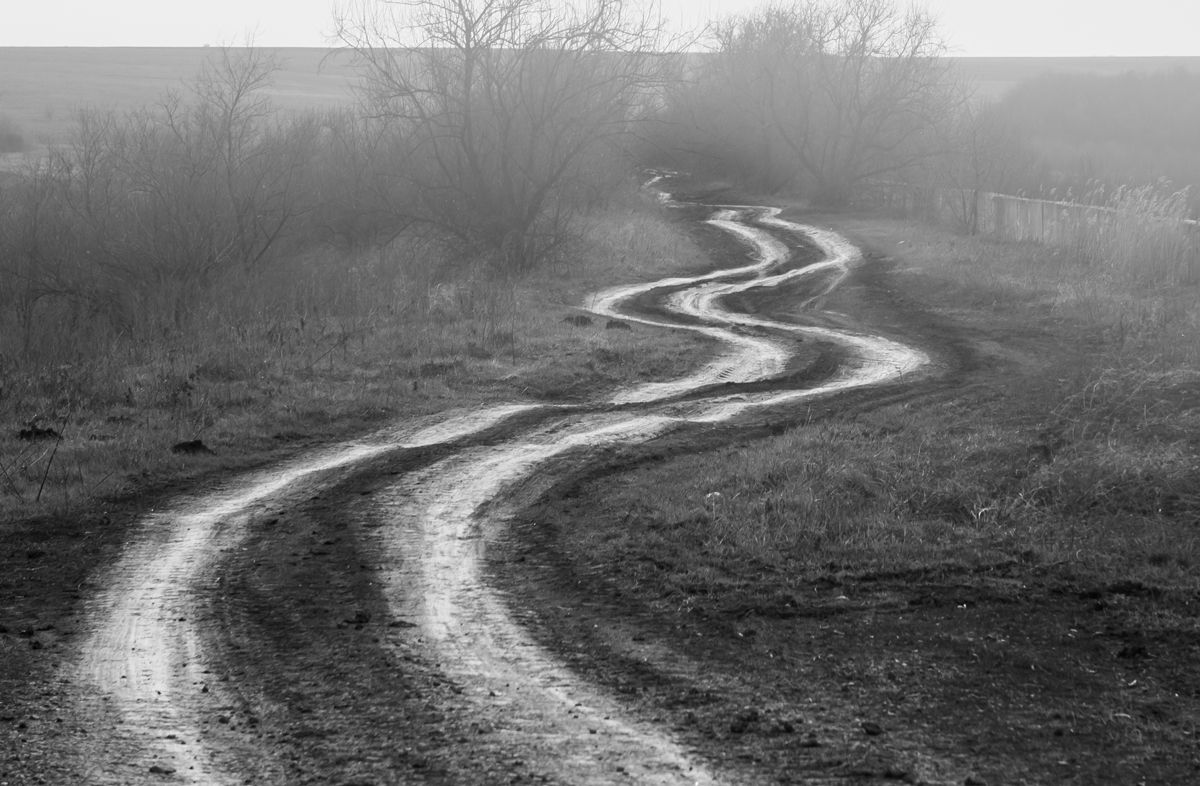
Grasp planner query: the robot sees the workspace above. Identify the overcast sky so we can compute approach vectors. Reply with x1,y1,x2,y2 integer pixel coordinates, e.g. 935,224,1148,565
2,0,1197,56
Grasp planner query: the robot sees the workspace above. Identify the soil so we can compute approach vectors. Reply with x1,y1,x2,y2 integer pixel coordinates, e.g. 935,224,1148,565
4,188,1199,785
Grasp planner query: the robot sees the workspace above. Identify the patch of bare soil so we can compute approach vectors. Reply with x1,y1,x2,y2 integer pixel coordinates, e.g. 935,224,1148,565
487,213,1200,784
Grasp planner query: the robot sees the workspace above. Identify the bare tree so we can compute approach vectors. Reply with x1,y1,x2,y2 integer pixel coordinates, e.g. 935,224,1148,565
0,48,317,336
336,0,669,271
928,100,1035,232
0,157,85,359
661,0,958,205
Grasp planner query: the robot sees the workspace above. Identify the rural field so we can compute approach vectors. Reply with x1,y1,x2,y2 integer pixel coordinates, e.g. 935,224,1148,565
2,2,1200,785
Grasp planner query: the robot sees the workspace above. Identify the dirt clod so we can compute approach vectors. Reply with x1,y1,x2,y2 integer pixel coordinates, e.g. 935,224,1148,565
171,439,214,455
16,426,61,441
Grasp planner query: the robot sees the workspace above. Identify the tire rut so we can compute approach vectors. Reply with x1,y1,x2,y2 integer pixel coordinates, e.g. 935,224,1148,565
62,185,931,784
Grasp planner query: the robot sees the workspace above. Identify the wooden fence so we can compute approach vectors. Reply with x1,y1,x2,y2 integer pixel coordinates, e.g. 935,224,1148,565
861,183,1200,250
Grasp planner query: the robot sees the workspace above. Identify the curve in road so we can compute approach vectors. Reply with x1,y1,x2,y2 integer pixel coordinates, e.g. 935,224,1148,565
65,189,928,784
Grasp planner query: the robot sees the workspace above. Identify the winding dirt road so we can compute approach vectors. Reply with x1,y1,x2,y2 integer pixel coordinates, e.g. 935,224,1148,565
63,188,929,784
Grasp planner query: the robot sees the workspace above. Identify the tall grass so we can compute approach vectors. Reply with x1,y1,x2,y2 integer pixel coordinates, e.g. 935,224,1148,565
889,183,1200,368
1070,183,1199,290
1051,185,1200,372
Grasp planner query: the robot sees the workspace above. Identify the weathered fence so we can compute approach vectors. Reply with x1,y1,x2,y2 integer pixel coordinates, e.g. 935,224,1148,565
861,182,1200,284
864,183,1200,245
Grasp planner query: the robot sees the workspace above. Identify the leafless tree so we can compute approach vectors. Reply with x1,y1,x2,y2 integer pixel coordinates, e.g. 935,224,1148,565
336,0,670,271
928,100,1035,232
660,0,958,205
0,48,316,336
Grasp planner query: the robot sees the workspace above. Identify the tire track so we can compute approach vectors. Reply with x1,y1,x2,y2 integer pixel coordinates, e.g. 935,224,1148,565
367,200,929,783
66,405,538,784
64,189,928,784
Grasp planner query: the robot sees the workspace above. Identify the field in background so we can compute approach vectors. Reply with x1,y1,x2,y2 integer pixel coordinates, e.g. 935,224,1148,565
949,56,1200,100
4,48,1200,152
0,48,357,152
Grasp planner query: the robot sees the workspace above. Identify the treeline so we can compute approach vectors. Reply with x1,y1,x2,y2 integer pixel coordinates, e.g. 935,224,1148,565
983,69,1200,208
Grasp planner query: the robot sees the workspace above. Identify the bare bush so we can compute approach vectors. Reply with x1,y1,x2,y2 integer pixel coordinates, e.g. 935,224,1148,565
925,101,1039,232
336,0,669,271
653,0,958,204
300,109,417,248
0,48,317,348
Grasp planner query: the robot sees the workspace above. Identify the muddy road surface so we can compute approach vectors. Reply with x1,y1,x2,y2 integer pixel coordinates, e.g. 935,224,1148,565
57,188,933,784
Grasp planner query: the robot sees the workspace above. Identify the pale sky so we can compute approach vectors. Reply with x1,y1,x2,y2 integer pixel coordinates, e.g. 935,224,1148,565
1,0,1197,57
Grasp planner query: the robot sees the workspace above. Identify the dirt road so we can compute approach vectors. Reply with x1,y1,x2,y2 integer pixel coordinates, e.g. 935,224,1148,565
58,187,931,783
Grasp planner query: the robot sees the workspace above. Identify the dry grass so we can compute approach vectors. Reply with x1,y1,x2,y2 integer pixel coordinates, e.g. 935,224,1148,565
0,196,714,522
566,203,1200,599
855,197,1200,366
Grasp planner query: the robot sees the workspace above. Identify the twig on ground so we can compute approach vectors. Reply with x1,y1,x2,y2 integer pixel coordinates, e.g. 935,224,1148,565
87,470,116,497
35,409,71,503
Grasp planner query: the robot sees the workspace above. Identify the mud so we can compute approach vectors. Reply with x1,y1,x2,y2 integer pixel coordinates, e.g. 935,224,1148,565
51,184,930,784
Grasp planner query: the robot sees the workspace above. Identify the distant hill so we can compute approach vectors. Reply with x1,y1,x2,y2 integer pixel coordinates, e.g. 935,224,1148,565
949,56,1200,100
0,47,358,149
3,48,1199,152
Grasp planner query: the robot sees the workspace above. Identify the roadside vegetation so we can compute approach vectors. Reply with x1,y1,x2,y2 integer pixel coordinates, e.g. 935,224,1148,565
0,10,709,523
555,174,1200,595
645,0,958,204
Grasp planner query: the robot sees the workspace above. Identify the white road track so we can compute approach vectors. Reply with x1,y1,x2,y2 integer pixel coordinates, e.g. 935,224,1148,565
69,404,537,784
66,192,928,785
